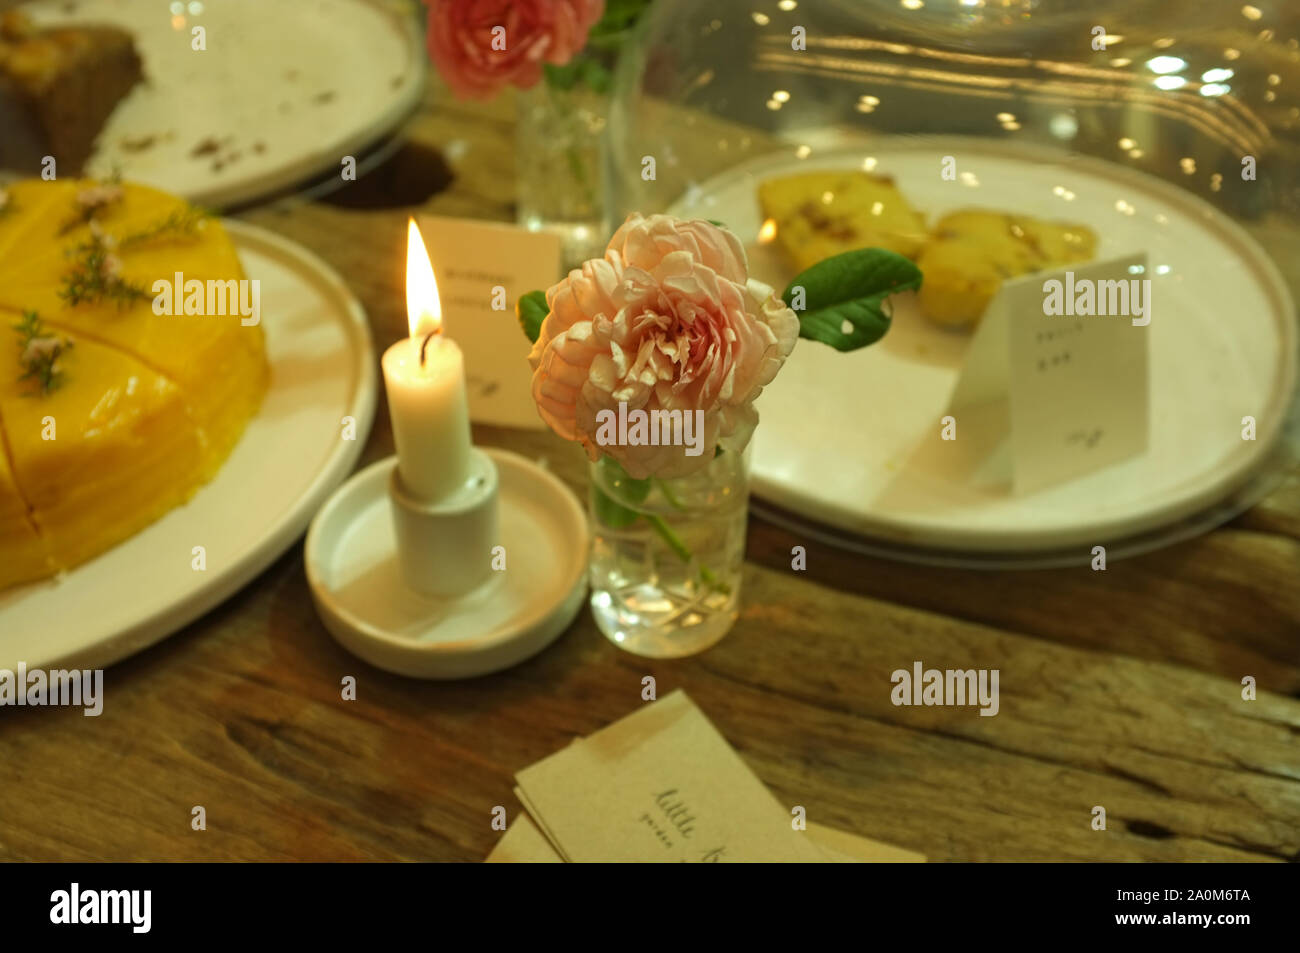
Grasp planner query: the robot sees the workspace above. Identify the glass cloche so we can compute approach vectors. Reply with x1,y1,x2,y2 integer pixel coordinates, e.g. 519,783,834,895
605,0,1300,566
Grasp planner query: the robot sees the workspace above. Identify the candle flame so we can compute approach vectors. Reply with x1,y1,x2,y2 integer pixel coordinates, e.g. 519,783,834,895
757,218,778,244
406,217,442,339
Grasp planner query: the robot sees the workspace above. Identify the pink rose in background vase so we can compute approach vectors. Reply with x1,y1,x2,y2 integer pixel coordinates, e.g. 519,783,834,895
529,214,800,479
424,0,606,100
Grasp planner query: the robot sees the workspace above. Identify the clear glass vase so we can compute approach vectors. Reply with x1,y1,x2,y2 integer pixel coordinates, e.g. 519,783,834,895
515,76,612,270
588,449,749,658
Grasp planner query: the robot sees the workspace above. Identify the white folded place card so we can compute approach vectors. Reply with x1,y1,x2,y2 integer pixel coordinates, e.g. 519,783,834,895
945,253,1151,494
515,690,827,862
509,690,925,863
416,215,563,429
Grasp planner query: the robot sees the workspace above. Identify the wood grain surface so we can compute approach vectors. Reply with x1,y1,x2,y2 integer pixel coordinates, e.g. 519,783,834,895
1,84,1297,863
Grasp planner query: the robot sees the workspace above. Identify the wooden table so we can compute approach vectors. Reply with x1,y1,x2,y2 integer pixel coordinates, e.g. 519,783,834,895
3,87,1298,863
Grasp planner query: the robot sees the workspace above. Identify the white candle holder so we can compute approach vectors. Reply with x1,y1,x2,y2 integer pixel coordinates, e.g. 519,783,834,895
304,448,588,679
389,448,498,597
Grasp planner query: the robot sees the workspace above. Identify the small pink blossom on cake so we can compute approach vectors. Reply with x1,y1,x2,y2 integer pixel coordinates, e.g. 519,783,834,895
528,214,800,479
21,336,61,365
20,333,71,379
424,0,605,100
75,183,123,210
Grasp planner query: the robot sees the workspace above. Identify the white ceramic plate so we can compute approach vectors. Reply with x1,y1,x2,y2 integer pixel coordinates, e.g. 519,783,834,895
17,0,426,208
670,140,1298,553
0,221,377,671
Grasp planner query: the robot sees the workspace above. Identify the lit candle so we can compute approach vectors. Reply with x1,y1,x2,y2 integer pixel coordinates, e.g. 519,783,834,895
382,219,473,503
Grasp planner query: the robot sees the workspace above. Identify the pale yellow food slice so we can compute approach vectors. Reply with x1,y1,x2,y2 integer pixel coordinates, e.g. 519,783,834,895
1,332,206,573
917,209,1098,329
1018,216,1097,263
758,170,928,271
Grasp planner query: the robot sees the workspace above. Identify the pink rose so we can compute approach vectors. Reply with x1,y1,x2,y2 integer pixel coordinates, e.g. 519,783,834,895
424,0,605,100
528,214,800,479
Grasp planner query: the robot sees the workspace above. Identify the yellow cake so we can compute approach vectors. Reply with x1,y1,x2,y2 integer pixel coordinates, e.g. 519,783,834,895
0,178,268,591
917,209,1097,329
757,170,928,271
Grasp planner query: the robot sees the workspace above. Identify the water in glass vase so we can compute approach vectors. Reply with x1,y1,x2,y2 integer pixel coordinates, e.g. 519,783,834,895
516,79,610,269
588,452,748,658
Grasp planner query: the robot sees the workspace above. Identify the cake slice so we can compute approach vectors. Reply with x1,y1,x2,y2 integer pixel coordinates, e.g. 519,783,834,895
757,170,928,271
917,209,1097,329
0,10,143,175
0,332,205,573
43,289,267,467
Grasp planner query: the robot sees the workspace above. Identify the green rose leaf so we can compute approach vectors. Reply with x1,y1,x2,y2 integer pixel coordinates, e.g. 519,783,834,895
593,457,652,529
600,456,652,504
783,248,922,352
593,488,640,529
517,289,548,344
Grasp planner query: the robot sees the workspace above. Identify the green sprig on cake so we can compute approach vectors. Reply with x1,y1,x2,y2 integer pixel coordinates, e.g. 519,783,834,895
59,227,150,309
57,182,212,308
14,311,72,396
119,205,211,249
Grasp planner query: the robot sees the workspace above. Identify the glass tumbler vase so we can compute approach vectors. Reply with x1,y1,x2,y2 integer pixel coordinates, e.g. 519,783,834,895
587,450,749,658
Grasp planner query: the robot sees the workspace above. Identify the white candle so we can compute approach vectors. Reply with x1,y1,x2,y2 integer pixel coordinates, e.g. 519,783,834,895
382,219,472,503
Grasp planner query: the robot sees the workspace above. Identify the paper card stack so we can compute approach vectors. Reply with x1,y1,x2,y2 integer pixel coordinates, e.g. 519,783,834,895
487,690,924,863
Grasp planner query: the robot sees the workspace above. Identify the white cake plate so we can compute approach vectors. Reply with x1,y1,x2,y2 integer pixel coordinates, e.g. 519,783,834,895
670,140,1298,560
14,0,426,209
305,451,588,679
0,221,377,671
